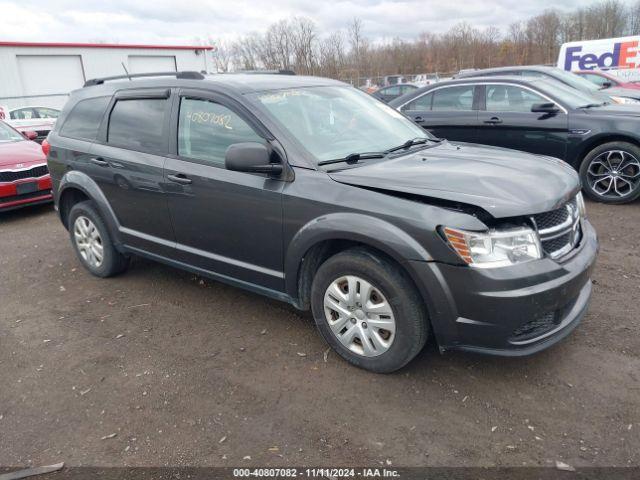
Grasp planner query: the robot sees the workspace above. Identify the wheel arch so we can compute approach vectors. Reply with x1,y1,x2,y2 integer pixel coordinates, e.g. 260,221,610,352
285,213,434,311
572,134,640,168
57,170,123,248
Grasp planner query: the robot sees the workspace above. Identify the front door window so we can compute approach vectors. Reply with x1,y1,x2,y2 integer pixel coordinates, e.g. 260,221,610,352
178,98,264,167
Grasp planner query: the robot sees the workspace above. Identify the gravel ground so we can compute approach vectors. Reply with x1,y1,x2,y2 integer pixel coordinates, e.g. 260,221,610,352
0,201,638,468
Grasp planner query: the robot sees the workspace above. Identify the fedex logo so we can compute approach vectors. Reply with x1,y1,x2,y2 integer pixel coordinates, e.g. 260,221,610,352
564,41,639,70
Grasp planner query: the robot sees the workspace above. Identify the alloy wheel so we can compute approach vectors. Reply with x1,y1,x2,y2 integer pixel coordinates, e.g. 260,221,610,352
73,216,104,268
323,275,396,357
587,150,640,199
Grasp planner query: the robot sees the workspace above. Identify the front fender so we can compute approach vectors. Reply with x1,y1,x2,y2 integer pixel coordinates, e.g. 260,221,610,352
284,212,433,299
57,170,122,247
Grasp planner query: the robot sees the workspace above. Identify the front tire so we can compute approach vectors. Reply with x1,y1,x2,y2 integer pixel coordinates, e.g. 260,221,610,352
311,248,429,373
580,141,640,204
68,200,129,277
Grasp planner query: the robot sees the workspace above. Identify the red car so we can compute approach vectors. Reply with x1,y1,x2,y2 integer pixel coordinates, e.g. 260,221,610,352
0,120,52,212
576,70,640,91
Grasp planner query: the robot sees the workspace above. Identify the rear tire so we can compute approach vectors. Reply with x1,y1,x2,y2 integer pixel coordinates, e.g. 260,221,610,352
311,248,429,373
68,200,129,277
579,141,640,204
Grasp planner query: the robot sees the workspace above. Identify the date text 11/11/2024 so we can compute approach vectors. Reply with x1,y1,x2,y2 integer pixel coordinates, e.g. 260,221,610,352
232,467,400,478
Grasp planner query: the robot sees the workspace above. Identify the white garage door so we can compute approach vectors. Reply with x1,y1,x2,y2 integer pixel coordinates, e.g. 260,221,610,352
17,55,85,96
128,55,177,74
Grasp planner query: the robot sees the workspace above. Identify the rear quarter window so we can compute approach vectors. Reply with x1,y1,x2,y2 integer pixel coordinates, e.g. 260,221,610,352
59,96,110,141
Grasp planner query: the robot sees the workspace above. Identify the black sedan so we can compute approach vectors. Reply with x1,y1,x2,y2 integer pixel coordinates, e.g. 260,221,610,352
456,65,640,105
389,76,640,204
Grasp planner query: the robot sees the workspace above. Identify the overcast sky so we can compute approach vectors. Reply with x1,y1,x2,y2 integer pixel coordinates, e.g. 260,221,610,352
0,0,627,46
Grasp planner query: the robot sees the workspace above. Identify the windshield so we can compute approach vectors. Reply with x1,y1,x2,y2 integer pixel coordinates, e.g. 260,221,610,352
0,121,25,143
550,69,601,93
251,86,430,163
536,79,606,109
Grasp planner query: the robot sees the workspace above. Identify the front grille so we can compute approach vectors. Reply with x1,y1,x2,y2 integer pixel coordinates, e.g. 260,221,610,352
542,231,572,254
531,197,581,260
0,165,49,182
0,189,52,204
533,200,574,230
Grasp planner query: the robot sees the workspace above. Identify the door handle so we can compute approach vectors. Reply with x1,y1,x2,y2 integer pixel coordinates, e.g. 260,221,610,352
484,117,503,125
90,157,109,167
167,173,192,185
413,116,424,122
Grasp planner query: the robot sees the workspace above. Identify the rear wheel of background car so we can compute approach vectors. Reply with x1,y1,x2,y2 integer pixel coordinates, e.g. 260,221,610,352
68,200,129,277
580,141,640,204
311,248,429,373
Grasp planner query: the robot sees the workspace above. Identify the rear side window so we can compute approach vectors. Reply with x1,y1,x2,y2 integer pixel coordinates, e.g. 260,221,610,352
107,99,166,152
382,86,401,95
59,96,110,141
10,108,36,120
36,108,60,119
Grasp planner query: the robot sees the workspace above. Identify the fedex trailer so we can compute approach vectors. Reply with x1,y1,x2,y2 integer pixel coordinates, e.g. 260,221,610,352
558,36,640,82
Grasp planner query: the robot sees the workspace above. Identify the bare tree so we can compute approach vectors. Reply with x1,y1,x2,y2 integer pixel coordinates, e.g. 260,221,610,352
232,35,261,70
348,17,365,77
291,16,317,74
629,0,640,34
209,39,231,72
226,0,640,83
318,31,346,78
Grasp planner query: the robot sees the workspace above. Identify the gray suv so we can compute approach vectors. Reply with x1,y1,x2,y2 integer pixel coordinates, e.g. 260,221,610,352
45,71,598,372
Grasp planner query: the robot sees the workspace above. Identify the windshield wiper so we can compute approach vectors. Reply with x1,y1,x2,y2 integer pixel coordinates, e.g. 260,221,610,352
317,152,386,166
385,137,440,153
317,137,442,167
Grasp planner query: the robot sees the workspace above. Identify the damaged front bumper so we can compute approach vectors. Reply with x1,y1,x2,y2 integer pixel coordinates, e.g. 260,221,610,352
408,219,598,355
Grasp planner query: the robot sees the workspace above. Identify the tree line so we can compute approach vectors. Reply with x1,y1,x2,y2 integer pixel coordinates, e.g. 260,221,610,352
208,0,640,85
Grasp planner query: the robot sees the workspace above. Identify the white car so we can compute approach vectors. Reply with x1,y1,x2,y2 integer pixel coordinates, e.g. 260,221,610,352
412,73,440,87
0,106,60,143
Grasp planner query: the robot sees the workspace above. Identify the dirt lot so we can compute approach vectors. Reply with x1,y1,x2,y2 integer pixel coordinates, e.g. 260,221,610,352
0,201,638,469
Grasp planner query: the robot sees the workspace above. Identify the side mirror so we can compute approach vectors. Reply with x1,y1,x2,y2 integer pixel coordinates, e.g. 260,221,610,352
531,102,560,114
24,130,38,141
225,142,282,175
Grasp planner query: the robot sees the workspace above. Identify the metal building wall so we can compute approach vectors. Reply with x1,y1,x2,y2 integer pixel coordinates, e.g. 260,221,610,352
0,44,210,109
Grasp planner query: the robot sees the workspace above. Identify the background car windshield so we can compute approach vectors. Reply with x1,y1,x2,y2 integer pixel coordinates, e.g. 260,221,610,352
0,122,25,143
551,69,601,93
253,86,429,163
536,79,604,108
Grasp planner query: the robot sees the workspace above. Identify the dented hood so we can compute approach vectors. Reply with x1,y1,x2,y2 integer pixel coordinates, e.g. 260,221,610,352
328,141,580,218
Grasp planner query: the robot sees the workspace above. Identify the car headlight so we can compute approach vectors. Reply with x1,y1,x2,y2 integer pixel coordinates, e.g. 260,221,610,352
443,226,542,268
610,95,640,104
576,191,587,218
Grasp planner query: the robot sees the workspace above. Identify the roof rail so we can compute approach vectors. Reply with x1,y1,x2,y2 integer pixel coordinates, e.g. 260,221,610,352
84,71,205,87
233,69,296,76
